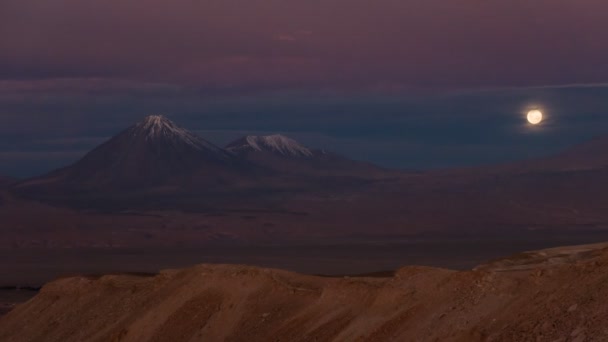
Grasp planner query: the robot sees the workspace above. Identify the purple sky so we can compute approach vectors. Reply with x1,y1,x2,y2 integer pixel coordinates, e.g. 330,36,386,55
3,0,608,90
2,1,608,177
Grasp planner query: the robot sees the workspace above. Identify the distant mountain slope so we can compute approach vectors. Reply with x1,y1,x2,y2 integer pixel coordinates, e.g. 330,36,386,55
444,134,608,177
227,134,315,158
376,133,608,239
0,176,15,187
6,129,608,245
536,134,608,171
226,134,387,179
15,116,250,193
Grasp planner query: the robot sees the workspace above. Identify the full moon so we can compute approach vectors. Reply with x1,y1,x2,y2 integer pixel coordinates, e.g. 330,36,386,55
527,110,543,125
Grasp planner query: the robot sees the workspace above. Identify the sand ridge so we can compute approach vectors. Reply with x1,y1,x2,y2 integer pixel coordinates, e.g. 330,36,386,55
2,244,608,341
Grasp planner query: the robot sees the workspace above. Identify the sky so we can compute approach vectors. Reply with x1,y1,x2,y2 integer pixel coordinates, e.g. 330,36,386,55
2,0,608,177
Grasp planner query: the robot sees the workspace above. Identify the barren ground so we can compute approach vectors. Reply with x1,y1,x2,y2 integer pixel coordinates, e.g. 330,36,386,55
2,242,607,341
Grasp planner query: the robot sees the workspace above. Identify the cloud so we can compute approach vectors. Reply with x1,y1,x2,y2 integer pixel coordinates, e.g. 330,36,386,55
2,0,608,90
275,34,297,42
274,30,312,42
0,151,86,161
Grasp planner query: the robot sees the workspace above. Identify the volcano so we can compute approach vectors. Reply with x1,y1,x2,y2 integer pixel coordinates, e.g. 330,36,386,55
16,115,249,193
226,134,386,178
226,134,317,158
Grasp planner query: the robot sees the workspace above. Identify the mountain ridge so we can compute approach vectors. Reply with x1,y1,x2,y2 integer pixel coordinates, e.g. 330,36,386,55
14,117,388,197
226,134,317,158
3,242,608,341
225,134,386,179
14,115,248,192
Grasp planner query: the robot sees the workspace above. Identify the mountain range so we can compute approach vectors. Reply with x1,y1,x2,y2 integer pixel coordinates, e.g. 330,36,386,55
4,119,608,342
17,114,608,198
16,116,250,193
226,134,385,178
5,114,608,247
15,115,384,196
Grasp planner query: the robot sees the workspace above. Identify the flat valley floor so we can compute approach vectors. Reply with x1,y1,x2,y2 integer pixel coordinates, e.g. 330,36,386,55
4,233,608,287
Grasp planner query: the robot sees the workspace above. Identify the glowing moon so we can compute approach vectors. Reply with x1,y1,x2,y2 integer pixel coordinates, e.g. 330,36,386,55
527,110,543,125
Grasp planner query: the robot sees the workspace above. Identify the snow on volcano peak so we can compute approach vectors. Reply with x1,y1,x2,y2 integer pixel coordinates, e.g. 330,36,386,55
228,134,314,157
131,115,222,152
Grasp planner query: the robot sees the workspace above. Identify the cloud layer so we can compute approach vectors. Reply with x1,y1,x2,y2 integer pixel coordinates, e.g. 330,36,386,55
3,0,608,89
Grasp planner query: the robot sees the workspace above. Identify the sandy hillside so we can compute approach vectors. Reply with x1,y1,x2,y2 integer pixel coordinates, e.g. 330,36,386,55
2,243,608,341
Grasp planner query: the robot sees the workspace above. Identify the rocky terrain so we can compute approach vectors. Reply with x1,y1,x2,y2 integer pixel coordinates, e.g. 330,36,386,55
2,242,608,341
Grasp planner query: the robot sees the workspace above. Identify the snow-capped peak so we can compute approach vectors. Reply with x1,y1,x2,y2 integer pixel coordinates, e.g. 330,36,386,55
131,115,223,152
227,134,314,157
136,115,181,139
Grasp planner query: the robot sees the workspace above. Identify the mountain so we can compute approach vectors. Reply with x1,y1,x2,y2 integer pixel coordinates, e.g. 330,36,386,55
226,134,386,179
3,242,608,341
533,134,608,171
445,134,608,178
15,115,250,193
0,175,15,187
226,134,317,158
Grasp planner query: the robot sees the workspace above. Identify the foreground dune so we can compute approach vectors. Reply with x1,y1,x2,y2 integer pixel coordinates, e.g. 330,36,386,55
2,243,608,341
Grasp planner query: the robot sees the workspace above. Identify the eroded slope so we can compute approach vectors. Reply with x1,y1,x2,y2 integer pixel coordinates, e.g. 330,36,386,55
2,244,608,341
